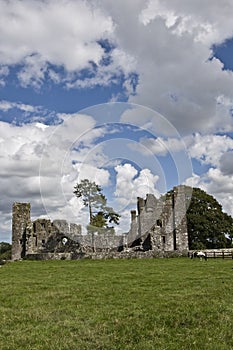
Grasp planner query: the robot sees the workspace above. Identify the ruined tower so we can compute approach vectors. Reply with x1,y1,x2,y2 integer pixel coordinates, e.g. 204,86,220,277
172,185,190,251
128,185,190,252
12,202,31,260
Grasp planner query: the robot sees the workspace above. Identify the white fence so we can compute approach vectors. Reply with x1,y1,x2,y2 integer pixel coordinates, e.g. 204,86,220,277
188,248,233,259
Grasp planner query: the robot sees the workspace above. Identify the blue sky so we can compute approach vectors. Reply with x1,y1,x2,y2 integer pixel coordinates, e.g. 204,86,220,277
1,0,233,242
213,38,233,71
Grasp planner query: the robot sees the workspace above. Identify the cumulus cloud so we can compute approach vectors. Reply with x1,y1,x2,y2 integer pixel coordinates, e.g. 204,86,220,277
114,163,160,207
120,105,181,137
1,1,233,134
184,133,233,217
185,133,233,166
130,136,185,156
0,0,113,67
139,0,233,45
0,0,136,89
183,133,233,216
147,0,233,44
17,54,49,89
185,168,233,217
97,0,233,134
219,151,233,175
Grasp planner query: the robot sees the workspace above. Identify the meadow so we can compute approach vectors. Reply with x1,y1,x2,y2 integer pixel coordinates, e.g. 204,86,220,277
0,258,232,350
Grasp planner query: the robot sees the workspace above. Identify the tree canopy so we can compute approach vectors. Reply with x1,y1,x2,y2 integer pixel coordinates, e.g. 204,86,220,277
74,179,120,233
186,187,233,249
0,242,12,262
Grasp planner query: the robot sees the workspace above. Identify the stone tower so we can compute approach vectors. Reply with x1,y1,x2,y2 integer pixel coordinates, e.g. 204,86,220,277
127,185,190,252
172,185,190,251
12,202,31,260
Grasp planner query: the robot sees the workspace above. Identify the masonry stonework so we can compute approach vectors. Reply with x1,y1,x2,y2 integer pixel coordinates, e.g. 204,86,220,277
11,185,191,260
12,202,31,260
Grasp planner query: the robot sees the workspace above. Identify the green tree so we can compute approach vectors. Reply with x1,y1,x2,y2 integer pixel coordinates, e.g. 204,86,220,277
74,179,120,233
74,179,105,223
0,242,12,262
186,187,233,249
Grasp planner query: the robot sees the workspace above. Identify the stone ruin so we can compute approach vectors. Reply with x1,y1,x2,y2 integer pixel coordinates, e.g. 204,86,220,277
11,185,191,260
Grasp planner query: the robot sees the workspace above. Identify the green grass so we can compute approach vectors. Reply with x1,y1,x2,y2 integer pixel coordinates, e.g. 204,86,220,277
0,258,232,350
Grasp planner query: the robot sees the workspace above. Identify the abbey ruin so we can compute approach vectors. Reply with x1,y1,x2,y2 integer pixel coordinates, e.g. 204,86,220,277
12,185,191,260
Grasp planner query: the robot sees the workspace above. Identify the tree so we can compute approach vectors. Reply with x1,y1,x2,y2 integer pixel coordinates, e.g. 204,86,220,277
74,179,120,233
74,179,105,223
0,242,12,262
186,187,233,249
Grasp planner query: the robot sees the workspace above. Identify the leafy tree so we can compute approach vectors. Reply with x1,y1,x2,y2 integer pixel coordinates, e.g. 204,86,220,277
74,179,105,223
186,187,233,249
91,211,107,228
0,242,12,262
0,242,11,254
74,179,120,233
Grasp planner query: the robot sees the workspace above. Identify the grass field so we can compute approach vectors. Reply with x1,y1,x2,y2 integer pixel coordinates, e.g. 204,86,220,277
0,258,232,350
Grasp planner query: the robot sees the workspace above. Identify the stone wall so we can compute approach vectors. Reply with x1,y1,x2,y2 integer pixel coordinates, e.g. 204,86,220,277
128,186,189,253
12,202,31,260
11,210,83,260
11,185,190,260
173,186,190,251
25,249,188,261
11,204,127,260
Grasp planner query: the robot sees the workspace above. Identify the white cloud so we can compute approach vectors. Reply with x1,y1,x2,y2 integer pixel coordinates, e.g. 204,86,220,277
0,0,113,67
120,105,180,137
219,151,233,175
2,1,233,134
0,66,9,76
185,133,233,167
139,0,233,45
131,136,185,156
0,100,39,113
185,168,233,217
139,0,219,44
130,38,233,134
0,0,136,88
50,196,89,230
0,100,14,112
17,53,48,89
183,133,233,216
114,163,160,207
65,51,137,90
97,0,233,134
66,66,120,89
0,65,9,86
70,163,110,187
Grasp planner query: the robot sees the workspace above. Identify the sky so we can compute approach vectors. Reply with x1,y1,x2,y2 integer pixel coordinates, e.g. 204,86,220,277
1,0,233,242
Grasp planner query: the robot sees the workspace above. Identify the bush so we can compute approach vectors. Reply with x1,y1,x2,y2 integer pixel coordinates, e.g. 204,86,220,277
0,242,12,262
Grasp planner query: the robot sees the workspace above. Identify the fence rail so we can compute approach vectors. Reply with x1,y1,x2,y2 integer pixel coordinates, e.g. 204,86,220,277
188,249,233,259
